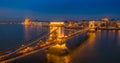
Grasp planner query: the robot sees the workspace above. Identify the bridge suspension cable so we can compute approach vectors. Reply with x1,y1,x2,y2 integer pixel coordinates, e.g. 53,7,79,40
0,28,58,61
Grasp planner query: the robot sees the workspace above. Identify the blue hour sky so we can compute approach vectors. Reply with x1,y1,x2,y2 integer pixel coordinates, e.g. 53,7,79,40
0,0,120,21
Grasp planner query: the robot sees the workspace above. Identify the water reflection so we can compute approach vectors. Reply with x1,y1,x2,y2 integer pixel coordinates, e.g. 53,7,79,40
24,25,33,41
47,53,70,63
118,30,120,47
23,25,47,41
88,33,96,46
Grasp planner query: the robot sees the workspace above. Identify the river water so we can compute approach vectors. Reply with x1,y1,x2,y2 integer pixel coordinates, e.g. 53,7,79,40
0,24,48,51
0,24,120,63
47,30,120,63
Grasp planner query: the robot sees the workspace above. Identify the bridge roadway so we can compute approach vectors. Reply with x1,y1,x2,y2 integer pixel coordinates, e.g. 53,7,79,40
0,28,88,63
0,43,56,63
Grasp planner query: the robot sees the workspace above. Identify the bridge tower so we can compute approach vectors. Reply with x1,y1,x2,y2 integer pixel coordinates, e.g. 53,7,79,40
89,21,96,32
48,22,68,55
49,22,65,42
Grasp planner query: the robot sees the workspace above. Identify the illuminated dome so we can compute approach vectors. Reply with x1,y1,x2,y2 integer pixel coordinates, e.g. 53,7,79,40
102,17,109,22
24,18,31,25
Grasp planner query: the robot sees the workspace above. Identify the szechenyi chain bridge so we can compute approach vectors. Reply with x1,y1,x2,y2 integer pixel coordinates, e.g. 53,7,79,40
0,17,120,63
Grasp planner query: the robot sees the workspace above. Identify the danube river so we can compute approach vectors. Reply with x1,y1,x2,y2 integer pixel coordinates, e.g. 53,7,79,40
0,24,120,63
0,24,48,51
